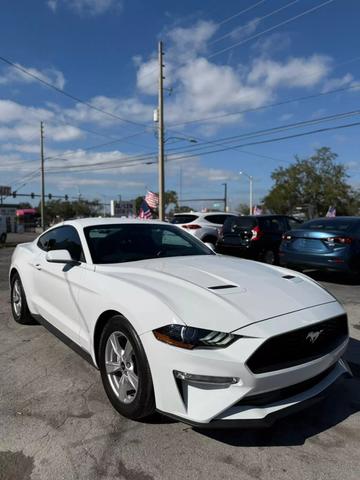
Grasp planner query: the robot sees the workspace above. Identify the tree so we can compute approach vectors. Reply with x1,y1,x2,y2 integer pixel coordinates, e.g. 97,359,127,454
263,147,360,217
237,203,250,215
164,190,178,211
41,199,102,224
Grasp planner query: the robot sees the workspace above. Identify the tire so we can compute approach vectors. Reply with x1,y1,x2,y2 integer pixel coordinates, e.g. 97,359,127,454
98,315,155,420
0,233,6,244
262,249,277,265
10,273,37,325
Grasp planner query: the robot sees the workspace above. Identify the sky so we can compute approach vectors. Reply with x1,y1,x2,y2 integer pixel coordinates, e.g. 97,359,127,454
0,0,360,211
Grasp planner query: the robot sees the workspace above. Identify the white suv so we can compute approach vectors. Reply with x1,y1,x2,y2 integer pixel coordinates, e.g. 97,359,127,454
171,212,237,246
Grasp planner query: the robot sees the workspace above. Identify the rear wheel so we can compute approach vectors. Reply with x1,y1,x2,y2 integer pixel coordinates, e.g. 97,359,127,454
10,273,37,325
262,249,277,265
98,315,155,420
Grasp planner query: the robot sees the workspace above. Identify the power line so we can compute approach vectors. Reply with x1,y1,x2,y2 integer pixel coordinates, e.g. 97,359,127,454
218,0,268,26
45,119,360,175
0,55,147,127
44,107,360,171
211,0,300,45
208,0,337,59
165,120,360,162
167,81,360,128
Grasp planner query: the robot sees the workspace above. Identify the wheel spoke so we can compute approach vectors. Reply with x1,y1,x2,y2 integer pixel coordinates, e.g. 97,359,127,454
105,360,122,374
118,375,130,401
109,333,122,358
126,370,138,391
123,340,133,363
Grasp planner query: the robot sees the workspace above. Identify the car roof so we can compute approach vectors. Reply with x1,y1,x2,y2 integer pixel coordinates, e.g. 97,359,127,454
173,212,236,216
54,218,168,229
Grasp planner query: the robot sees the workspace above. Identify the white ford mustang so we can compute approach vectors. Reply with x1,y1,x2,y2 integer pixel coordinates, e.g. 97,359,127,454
9,218,350,427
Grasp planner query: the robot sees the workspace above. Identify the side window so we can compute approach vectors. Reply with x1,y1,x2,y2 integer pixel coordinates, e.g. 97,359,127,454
263,218,282,232
37,231,53,251
160,229,191,247
37,226,85,262
204,215,229,225
287,217,302,230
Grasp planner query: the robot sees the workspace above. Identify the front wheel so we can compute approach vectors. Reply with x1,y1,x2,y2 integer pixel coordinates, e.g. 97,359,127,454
10,273,37,325
98,315,155,420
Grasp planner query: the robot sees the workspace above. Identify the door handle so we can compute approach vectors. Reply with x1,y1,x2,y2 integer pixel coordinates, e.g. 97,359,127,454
34,264,42,270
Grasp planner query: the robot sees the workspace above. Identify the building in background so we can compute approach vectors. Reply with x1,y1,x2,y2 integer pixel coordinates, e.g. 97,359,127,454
110,200,136,217
0,203,18,232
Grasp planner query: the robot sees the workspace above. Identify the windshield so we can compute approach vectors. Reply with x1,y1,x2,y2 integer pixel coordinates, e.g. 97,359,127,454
301,218,357,232
171,214,198,224
84,223,214,264
223,216,257,233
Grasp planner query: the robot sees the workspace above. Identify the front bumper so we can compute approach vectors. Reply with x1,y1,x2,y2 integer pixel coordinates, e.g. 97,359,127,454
158,360,350,428
141,302,349,426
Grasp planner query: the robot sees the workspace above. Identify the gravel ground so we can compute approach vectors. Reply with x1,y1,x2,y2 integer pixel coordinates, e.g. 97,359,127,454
0,246,359,480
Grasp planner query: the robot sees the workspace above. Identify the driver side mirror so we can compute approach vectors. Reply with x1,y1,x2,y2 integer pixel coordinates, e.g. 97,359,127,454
46,249,78,264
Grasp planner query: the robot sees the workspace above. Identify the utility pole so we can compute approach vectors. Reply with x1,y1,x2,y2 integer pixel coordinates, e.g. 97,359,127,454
223,183,228,212
40,121,45,231
158,40,165,221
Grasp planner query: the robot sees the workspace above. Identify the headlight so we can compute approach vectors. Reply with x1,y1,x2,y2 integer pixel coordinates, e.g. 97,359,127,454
153,324,237,349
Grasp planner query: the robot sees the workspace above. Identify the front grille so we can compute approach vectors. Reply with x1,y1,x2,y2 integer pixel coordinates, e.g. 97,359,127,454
247,314,348,374
236,364,336,407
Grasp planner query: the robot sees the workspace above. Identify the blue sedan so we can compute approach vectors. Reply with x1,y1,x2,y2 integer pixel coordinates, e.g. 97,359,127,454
279,217,360,275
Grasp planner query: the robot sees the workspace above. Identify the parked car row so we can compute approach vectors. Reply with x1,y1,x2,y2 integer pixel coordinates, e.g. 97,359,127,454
216,214,302,264
171,212,360,276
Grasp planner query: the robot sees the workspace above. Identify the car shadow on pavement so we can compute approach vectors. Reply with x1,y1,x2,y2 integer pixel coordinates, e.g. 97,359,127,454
303,269,360,286
194,337,360,447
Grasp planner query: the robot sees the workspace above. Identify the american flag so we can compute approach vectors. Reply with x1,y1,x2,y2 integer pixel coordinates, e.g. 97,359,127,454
139,200,152,219
326,206,336,217
253,205,263,215
145,191,159,209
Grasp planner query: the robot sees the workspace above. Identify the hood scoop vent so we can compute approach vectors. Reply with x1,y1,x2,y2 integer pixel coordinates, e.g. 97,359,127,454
208,285,237,290
282,274,303,284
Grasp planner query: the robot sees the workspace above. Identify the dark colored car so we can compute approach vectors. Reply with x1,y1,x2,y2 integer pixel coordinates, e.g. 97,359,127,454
279,216,360,275
216,215,302,264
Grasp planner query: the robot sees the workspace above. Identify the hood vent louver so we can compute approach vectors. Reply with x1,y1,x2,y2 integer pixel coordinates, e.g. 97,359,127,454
208,285,237,290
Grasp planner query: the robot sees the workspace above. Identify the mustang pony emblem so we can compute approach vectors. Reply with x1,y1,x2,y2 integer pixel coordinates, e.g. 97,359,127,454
306,330,324,343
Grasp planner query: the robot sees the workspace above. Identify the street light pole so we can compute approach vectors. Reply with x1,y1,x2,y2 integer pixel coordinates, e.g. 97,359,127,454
239,171,253,215
40,121,45,231
158,40,165,221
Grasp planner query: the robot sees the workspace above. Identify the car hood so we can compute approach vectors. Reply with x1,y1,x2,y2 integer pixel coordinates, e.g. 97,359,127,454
95,255,336,332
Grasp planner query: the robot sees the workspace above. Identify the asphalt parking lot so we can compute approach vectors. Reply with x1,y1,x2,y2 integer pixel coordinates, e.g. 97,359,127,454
0,244,359,480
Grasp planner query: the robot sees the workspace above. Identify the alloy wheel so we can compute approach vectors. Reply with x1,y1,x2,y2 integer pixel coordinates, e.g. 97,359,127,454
105,331,139,404
12,279,22,317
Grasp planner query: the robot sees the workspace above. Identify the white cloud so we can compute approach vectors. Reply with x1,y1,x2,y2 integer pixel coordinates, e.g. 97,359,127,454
279,113,294,122
321,73,354,93
0,63,65,89
247,55,331,89
0,100,83,142
64,95,154,125
47,0,123,16
251,32,292,56
229,18,261,41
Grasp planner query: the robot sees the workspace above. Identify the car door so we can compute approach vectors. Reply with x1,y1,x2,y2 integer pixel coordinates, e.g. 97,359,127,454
31,225,87,344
